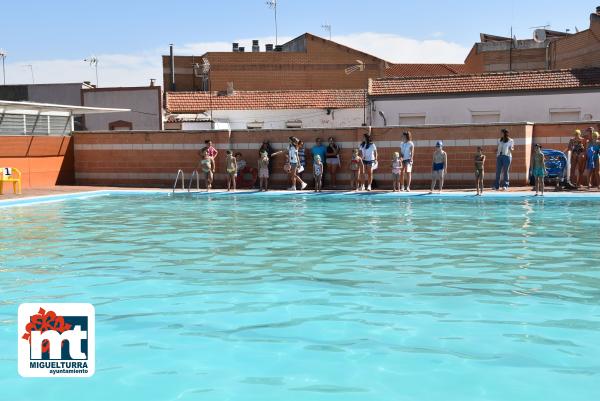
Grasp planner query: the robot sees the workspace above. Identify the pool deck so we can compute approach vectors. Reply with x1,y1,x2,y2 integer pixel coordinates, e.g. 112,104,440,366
1,185,600,207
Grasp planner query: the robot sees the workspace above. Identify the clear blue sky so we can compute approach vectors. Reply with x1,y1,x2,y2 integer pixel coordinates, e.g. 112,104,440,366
1,0,597,61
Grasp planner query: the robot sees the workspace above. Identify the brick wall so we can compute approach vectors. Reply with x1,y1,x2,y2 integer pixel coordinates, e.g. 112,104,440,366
551,19,600,69
0,136,74,189
163,36,385,92
73,123,543,189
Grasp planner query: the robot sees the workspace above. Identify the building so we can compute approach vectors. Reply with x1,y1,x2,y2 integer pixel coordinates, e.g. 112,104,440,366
0,82,95,130
0,100,128,135
163,33,387,92
81,86,163,131
368,68,600,126
464,7,600,73
0,82,90,106
0,82,163,131
463,31,569,73
165,88,365,130
549,8,600,69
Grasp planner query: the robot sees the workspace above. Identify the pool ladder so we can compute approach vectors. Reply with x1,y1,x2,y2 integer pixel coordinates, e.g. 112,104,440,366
172,169,200,193
188,170,200,192
172,170,185,193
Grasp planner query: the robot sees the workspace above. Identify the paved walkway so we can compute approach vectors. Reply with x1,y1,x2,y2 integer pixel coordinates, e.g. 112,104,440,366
1,185,600,202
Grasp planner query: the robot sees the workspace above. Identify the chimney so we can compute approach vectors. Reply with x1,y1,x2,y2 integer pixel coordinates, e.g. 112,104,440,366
238,46,245,52
265,44,274,52
275,45,283,52
597,6,600,15
150,78,156,87
226,82,235,96
252,40,260,52
232,42,239,52
169,44,176,91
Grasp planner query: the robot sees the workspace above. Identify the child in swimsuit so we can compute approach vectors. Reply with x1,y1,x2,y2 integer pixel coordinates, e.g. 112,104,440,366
474,146,486,196
430,141,447,194
200,149,215,191
313,155,324,192
349,148,363,191
391,152,401,192
225,150,237,192
258,151,270,191
532,144,546,196
585,131,600,189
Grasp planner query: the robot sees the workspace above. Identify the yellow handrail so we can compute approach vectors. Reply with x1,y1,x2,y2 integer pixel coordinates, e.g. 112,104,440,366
0,167,22,195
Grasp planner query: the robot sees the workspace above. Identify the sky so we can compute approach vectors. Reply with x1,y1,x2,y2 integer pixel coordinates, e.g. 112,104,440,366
0,0,597,86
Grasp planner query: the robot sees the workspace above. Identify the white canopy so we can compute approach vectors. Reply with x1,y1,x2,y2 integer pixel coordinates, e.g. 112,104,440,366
0,100,129,117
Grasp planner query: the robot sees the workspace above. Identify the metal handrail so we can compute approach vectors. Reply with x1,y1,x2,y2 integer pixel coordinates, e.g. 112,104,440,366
188,170,200,192
172,169,185,193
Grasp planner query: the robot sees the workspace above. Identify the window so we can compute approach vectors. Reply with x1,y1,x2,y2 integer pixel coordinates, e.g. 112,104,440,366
246,121,264,129
549,109,581,122
109,120,133,131
399,114,426,125
471,111,500,124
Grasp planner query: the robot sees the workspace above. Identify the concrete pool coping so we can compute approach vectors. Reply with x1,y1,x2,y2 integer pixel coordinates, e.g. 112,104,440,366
2,187,600,208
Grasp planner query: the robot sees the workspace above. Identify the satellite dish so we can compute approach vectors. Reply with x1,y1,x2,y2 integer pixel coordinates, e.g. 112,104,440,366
533,29,547,43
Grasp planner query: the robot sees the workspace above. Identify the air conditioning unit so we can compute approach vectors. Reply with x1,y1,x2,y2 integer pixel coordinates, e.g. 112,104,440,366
285,119,303,128
246,121,264,129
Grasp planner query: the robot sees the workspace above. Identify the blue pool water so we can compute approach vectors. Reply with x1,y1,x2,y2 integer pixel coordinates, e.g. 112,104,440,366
1,193,599,401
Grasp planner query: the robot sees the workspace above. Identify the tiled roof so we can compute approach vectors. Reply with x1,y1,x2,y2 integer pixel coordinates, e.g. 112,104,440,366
166,89,365,112
370,68,600,97
385,63,470,77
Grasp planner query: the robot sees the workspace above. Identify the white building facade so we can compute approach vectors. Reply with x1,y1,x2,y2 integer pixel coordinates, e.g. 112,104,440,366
166,89,366,130
369,69,600,126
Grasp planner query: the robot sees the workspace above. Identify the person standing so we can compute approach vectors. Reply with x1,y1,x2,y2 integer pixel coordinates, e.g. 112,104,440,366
584,131,600,190
313,155,324,192
225,150,237,191
532,144,546,196
359,134,378,191
298,140,307,180
259,139,275,174
326,137,341,188
430,141,447,194
474,146,486,196
400,131,415,192
494,129,514,191
288,137,308,191
567,130,587,187
311,137,327,182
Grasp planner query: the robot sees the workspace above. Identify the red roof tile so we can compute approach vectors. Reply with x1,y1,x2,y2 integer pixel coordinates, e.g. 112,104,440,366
370,68,600,97
166,89,365,113
384,63,470,77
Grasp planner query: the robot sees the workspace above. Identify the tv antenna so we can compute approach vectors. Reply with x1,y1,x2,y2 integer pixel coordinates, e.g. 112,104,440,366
266,0,278,46
84,56,99,87
344,60,364,75
0,49,6,85
321,23,332,40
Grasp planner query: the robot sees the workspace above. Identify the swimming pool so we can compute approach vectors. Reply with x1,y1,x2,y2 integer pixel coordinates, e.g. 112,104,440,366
1,192,599,401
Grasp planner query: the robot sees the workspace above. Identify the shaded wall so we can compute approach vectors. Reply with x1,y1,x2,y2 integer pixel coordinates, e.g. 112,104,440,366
0,136,74,189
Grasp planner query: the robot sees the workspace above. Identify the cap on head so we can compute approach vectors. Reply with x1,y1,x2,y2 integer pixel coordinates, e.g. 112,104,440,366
314,155,321,161
436,141,443,147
